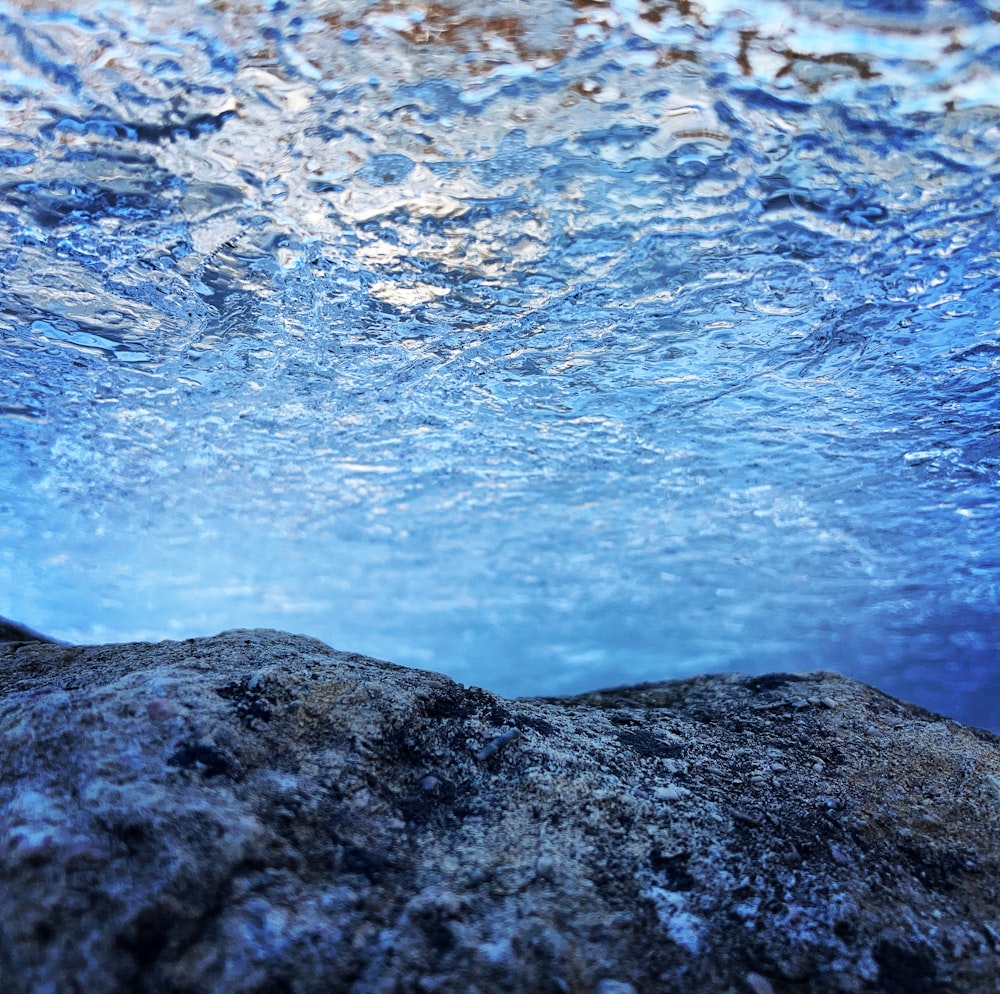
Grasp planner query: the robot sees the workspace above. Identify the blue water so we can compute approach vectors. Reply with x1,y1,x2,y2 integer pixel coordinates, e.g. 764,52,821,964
1,1,998,731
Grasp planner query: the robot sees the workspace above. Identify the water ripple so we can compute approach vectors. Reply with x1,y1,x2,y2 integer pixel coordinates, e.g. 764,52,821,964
0,0,998,730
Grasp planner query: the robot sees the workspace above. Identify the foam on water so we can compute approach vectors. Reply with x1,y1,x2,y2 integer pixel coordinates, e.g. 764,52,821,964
0,0,998,730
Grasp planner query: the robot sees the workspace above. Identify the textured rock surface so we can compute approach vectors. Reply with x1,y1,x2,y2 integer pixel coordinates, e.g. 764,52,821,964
1,629,998,994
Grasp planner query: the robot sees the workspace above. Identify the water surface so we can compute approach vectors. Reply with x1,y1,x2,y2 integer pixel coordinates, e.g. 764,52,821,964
1,0,998,731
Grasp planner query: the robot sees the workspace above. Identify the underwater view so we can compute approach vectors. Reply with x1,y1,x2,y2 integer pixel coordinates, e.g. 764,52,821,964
0,0,998,731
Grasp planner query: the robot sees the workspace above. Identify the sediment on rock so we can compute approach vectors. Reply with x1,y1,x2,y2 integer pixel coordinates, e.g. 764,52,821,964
1,629,998,994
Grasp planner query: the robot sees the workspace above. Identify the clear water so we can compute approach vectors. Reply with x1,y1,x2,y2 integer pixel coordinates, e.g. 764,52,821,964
1,0,998,731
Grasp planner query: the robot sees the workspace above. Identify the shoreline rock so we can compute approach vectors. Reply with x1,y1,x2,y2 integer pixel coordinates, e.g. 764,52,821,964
1,629,998,993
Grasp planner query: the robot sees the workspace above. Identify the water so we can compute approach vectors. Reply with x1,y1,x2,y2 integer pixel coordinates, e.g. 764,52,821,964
1,0,998,732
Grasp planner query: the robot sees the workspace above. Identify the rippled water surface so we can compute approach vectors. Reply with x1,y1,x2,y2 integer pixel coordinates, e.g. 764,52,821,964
1,0,998,730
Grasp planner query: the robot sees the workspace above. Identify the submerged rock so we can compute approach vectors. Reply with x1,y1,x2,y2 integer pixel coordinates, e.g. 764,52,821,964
1,629,997,993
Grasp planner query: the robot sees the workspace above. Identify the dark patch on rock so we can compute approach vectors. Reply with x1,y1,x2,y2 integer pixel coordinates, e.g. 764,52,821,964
649,848,696,891
337,841,399,882
167,741,238,779
873,937,938,994
115,905,172,972
420,683,514,729
514,714,557,737
614,727,685,759
398,774,462,828
745,672,808,692
898,841,975,893
215,678,277,725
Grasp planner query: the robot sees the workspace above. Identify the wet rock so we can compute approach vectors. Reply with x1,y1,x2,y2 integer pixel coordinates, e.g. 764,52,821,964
1,629,998,993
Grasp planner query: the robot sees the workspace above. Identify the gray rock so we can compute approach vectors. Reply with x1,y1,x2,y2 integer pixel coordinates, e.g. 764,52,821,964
1,629,998,993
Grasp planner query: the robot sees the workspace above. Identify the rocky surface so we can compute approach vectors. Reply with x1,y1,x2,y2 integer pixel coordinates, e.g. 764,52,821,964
1,628,998,994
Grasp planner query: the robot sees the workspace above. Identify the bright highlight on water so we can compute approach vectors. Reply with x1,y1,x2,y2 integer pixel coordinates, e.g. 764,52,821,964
0,1,997,731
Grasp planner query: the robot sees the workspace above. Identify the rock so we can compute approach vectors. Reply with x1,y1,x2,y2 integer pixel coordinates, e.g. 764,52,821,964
1,629,998,993
0,615,63,644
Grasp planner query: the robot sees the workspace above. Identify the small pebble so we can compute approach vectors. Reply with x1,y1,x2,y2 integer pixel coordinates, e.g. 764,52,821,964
745,972,774,994
653,785,687,801
475,727,521,762
596,981,637,994
535,855,556,881
146,699,179,721
830,843,849,866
